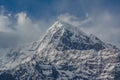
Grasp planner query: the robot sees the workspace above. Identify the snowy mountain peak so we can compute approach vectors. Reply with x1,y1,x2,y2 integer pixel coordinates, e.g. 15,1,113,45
37,21,107,51
48,21,86,36
0,21,120,80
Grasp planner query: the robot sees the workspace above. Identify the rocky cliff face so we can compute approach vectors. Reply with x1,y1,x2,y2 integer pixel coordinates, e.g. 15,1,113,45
0,21,120,80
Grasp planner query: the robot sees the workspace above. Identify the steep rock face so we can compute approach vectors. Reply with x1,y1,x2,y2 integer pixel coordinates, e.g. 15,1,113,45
0,21,120,80
1,49,118,80
37,21,106,51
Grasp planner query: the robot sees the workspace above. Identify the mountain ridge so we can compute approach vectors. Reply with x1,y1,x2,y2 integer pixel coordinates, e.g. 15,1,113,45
36,21,116,51
0,21,120,80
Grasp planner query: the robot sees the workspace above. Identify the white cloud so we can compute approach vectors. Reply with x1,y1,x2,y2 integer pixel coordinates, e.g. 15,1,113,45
16,12,31,26
58,13,79,26
80,12,120,48
14,12,42,43
0,9,120,48
15,12,40,35
58,13,120,48
0,11,42,47
58,13,92,26
0,14,12,32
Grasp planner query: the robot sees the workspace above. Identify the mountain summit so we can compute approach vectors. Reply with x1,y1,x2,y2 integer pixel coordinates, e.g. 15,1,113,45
37,21,107,51
0,21,120,80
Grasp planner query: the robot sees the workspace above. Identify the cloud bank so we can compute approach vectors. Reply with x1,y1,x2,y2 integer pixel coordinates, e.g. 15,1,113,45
0,6,120,48
0,9,43,48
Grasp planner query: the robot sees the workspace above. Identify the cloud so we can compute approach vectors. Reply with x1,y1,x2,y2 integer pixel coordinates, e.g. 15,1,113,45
58,13,92,26
57,13,120,48
0,10,43,48
83,12,120,48
0,13,12,32
0,7,120,49
15,12,42,42
58,13,80,26
0,32,19,48
16,12,31,26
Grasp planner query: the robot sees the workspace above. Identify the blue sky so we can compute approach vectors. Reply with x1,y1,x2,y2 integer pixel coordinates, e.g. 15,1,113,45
0,0,120,48
1,0,120,20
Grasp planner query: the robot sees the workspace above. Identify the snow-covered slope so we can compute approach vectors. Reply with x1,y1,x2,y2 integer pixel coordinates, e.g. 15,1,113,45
0,21,120,80
0,43,36,70
37,21,107,51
